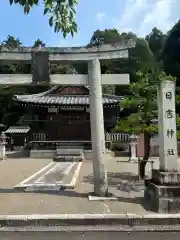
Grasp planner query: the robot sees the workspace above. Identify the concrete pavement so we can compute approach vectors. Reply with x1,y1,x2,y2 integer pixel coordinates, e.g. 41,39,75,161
0,158,51,187
0,155,178,216
0,156,161,215
1,156,180,228
0,231,180,240
15,161,81,191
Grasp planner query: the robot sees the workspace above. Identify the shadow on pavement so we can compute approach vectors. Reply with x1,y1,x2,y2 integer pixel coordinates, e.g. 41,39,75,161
6,150,29,158
0,187,88,198
83,171,148,209
83,172,140,189
0,170,149,211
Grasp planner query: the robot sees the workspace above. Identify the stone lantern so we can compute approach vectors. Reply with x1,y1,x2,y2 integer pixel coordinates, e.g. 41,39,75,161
129,134,138,161
0,131,7,160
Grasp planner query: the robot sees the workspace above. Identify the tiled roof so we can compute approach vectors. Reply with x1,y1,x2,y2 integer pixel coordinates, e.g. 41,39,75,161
14,95,122,105
13,86,122,106
5,126,30,134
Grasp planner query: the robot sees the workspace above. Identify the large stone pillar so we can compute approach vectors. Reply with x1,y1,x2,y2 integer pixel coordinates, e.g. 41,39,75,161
158,80,178,170
88,59,108,196
144,80,180,213
31,49,50,83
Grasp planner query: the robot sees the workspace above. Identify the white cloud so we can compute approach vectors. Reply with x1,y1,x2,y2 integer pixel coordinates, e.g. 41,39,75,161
112,0,148,32
138,0,177,36
96,12,105,22
120,0,148,26
110,0,177,36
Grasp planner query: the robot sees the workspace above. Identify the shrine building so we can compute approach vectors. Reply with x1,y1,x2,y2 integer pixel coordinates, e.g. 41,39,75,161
6,85,122,143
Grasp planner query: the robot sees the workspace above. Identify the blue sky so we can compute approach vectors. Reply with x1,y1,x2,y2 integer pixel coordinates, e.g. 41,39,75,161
0,0,179,46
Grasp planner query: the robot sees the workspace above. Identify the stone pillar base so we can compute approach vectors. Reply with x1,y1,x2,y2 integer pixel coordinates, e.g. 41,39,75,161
144,169,180,213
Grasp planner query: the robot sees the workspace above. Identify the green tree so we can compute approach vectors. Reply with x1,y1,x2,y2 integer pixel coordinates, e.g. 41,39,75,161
33,39,46,47
73,28,155,95
146,27,166,62
0,35,23,73
0,86,26,126
9,0,78,37
50,63,75,74
1,35,22,49
88,29,121,47
127,38,155,80
163,20,180,84
0,85,50,127
87,29,155,75
73,29,123,77
114,70,176,178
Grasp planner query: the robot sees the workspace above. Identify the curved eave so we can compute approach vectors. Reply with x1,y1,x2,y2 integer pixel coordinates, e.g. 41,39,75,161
13,94,122,107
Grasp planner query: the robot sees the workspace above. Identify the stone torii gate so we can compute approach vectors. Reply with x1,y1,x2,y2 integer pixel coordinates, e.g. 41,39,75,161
0,41,135,196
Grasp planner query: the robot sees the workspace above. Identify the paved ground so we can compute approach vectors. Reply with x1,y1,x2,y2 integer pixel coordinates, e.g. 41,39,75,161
0,154,162,214
34,162,76,184
0,231,179,240
0,158,51,188
16,162,78,186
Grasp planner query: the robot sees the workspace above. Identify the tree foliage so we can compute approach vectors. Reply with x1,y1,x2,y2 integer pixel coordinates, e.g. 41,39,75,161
114,70,176,135
89,29,122,47
1,35,22,49
146,27,166,62
163,20,180,83
9,0,78,37
33,39,46,47
163,20,180,63
114,69,178,178
0,35,23,74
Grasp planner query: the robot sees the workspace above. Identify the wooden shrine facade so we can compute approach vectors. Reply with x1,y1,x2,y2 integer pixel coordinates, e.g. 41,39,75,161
11,85,122,142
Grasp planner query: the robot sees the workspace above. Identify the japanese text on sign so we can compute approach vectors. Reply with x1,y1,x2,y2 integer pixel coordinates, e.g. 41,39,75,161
167,149,175,156
165,109,174,118
166,129,175,138
165,91,172,100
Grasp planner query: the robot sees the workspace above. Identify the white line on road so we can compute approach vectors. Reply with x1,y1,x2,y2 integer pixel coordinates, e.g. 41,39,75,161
15,162,81,189
35,162,75,184
69,162,82,187
35,163,61,183
64,162,76,175
16,162,55,187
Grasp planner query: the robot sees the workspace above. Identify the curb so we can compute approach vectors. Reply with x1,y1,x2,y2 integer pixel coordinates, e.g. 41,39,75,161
1,214,180,227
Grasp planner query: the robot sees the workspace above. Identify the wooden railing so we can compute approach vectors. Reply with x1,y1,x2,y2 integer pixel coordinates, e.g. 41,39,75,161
105,133,129,142
31,133,47,141
30,132,129,144
24,118,117,124
28,141,92,150
27,140,112,150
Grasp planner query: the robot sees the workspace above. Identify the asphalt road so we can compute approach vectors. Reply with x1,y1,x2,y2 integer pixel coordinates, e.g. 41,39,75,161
0,231,180,240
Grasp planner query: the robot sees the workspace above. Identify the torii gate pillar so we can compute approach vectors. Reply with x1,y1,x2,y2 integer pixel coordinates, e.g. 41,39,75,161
88,59,107,196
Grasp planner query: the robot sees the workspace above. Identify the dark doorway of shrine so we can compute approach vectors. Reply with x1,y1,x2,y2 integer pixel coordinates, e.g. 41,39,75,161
58,123,91,141
46,111,91,141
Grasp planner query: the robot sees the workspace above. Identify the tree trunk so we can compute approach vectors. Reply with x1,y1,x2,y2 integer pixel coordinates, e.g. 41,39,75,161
139,132,151,179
